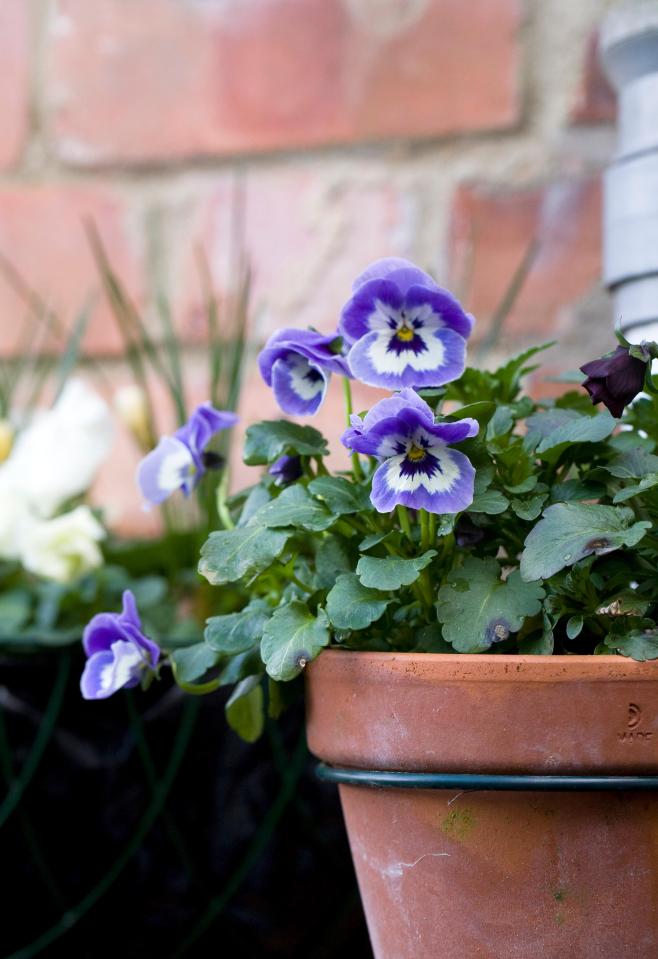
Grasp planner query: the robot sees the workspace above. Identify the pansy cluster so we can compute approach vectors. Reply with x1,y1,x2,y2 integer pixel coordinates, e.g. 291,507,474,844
81,256,658,720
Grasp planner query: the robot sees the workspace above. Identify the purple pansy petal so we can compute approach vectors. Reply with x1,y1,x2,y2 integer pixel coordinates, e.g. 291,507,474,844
404,285,474,340
346,326,466,390
370,445,475,515
80,640,146,700
137,436,195,505
339,279,404,345
429,418,479,444
269,455,303,485
362,390,435,430
259,328,348,382
352,258,438,295
271,355,327,416
175,404,239,467
83,590,159,666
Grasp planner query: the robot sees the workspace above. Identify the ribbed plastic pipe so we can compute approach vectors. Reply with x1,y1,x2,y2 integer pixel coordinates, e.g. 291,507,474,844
601,1,658,340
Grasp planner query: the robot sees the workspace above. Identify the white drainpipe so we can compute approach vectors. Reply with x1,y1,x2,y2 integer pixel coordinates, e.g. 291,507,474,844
601,1,658,342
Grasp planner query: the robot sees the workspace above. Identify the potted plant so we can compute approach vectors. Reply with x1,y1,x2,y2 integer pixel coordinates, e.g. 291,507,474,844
81,258,658,958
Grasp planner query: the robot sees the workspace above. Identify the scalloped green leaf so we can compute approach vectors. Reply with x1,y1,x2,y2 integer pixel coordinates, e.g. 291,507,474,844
326,574,390,630
436,557,545,653
253,485,334,531
199,526,290,584
243,420,328,465
356,551,436,591
308,476,372,515
520,503,650,582
205,603,271,654
261,602,330,681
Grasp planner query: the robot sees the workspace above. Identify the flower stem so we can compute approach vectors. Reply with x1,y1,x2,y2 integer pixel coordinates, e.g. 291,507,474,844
428,512,437,545
342,377,364,481
419,510,431,551
216,470,234,529
396,505,413,542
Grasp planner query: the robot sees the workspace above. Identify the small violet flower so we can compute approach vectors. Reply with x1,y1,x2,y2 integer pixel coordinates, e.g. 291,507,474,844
268,455,303,486
580,345,648,418
342,388,478,514
339,258,474,390
137,403,238,506
258,328,350,416
80,590,160,700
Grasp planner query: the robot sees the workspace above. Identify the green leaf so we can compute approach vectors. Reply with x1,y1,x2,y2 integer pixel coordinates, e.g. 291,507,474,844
314,536,352,589
511,493,546,521
520,503,650,582
356,551,436,591
604,629,658,662
436,557,545,653
604,449,658,479
199,526,290,584
308,476,372,515
485,406,514,442
243,420,328,465
550,479,605,503
469,489,509,514
260,602,330,681
566,614,584,640
170,642,220,683
237,484,272,526
225,676,265,742
613,474,658,503
445,401,495,425
326,573,391,630
217,649,262,686
518,614,555,655
253,484,334,531
527,410,616,461
204,603,271,654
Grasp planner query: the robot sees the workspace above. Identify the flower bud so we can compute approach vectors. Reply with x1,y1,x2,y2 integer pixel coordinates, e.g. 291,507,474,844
580,345,647,418
0,419,13,463
113,385,152,449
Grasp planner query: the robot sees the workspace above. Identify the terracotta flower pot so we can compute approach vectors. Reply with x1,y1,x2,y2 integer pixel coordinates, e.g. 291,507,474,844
306,650,658,958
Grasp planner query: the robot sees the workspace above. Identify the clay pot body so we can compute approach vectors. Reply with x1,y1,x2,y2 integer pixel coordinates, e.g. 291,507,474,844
305,651,658,958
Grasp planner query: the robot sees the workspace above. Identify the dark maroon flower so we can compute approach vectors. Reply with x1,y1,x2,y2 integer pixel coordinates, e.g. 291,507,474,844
580,346,647,418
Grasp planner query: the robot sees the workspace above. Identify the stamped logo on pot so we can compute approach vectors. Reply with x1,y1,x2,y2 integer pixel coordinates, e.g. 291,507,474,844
618,702,652,742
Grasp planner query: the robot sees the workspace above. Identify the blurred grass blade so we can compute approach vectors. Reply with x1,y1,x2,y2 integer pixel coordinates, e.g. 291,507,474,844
53,297,94,402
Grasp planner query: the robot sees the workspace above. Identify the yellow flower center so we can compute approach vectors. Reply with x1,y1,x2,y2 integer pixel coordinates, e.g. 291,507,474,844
396,324,414,342
407,444,426,462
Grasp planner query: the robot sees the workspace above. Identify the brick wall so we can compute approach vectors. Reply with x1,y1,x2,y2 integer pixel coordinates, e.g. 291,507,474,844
0,0,619,533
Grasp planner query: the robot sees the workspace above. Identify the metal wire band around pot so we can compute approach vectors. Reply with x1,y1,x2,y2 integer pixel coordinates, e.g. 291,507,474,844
315,764,658,791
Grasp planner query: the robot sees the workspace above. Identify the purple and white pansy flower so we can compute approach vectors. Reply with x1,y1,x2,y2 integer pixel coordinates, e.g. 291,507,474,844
137,403,238,506
339,258,474,390
80,590,160,700
342,388,477,514
258,328,350,416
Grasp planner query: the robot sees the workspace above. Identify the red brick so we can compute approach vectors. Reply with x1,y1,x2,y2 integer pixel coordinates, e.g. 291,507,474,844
570,32,616,125
47,0,521,165
448,177,602,344
0,0,30,170
171,166,427,348
0,185,145,358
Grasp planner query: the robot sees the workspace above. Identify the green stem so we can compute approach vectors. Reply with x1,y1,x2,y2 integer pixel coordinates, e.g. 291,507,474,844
342,377,364,481
419,510,431,551
216,469,234,530
396,505,413,543
428,512,437,545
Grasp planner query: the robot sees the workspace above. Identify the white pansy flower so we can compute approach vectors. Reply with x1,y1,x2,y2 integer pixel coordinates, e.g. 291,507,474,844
0,379,113,517
19,505,106,583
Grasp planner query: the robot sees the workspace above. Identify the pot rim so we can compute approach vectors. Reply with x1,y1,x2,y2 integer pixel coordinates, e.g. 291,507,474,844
310,647,658,683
